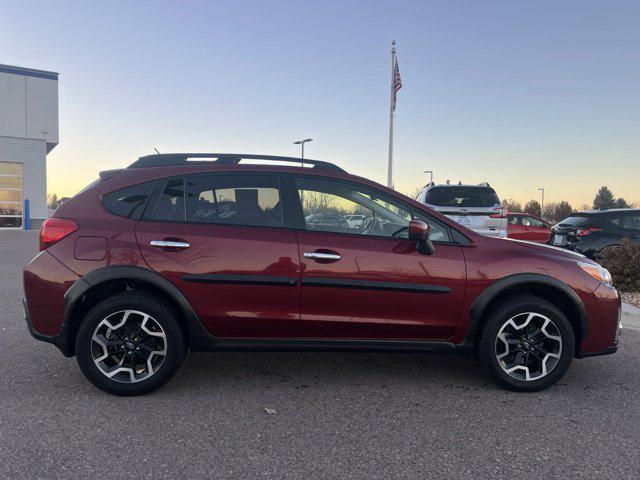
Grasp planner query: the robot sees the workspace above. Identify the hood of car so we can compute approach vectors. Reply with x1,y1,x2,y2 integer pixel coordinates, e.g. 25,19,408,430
498,237,587,259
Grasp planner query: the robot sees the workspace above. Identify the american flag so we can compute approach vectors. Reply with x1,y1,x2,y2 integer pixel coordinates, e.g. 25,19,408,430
391,56,402,111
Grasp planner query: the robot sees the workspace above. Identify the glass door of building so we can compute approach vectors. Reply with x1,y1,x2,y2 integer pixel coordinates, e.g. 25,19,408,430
0,162,23,228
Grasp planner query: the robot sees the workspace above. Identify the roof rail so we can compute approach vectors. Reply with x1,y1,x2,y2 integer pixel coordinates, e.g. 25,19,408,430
127,153,346,173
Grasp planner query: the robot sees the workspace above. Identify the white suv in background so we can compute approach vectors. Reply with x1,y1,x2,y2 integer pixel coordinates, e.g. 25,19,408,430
416,183,508,237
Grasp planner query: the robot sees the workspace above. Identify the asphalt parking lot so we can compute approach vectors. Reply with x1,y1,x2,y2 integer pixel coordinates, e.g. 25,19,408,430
1,230,639,479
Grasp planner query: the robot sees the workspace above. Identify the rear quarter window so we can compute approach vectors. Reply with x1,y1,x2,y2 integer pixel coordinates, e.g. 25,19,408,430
102,181,155,219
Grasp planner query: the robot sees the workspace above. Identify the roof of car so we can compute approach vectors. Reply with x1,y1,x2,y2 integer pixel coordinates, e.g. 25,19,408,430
574,209,640,215
422,182,494,190
128,153,346,173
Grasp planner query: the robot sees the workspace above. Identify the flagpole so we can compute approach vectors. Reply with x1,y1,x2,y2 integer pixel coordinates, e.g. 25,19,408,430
386,40,396,189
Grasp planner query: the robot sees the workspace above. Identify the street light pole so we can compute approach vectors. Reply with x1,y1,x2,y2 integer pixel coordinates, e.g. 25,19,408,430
293,138,313,164
538,187,545,218
423,170,433,185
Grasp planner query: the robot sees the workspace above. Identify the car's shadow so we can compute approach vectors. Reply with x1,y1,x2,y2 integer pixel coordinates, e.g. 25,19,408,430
163,344,634,396
23,336,635,398
168,350,493,392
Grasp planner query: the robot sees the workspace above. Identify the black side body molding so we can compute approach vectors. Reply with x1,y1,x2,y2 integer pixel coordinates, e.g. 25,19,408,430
301,277,451,294
200,337,459,354
182,274,298,286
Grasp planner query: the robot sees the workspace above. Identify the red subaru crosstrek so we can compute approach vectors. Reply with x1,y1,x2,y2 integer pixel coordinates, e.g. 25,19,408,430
23,154,622,395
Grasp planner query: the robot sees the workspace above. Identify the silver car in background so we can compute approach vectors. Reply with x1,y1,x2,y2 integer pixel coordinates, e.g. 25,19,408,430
416,183,507,237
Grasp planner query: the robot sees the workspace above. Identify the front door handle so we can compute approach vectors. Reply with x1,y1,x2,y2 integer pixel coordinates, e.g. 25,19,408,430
304,251,341,261
150,240,190,249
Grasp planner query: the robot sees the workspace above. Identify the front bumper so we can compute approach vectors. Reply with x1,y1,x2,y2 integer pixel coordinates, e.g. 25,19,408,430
23,297,72,357
576,285,621,357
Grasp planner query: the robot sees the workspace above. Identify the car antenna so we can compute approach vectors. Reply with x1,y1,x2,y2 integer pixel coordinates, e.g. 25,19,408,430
154,147,160,154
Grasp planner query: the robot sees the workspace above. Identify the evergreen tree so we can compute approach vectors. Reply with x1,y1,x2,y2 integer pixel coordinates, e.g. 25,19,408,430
593,186,615,210
613,197,630,209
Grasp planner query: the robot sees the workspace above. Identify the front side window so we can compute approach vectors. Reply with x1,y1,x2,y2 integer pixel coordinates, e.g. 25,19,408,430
185,174,282,227
296,177,449,242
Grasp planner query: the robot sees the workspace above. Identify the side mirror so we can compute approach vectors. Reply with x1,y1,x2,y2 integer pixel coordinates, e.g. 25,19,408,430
408,219,435,255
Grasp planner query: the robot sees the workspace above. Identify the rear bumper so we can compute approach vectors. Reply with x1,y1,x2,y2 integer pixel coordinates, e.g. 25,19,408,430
23,251,80,357
23,297,72,356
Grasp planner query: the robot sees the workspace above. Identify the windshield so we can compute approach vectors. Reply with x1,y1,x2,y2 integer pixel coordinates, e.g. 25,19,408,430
424,186,500,207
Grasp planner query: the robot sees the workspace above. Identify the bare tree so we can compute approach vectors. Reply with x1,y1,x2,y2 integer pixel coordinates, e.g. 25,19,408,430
502,198,522,212
303,191,339,215
542,202,557,221
554,201,574,222
524,200,541,217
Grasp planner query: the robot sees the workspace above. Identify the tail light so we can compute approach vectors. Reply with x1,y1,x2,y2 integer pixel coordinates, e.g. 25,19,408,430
39,218,78,251
575,228,601,236
490,206,507,219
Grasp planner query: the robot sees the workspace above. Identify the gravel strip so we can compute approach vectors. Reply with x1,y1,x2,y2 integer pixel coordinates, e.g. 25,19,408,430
621,291,640,309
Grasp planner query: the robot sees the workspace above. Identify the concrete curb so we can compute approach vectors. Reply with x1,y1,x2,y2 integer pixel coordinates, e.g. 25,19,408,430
622,302,640,332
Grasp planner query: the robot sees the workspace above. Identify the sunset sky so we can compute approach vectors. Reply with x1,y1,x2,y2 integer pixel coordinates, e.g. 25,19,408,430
1,0,638,206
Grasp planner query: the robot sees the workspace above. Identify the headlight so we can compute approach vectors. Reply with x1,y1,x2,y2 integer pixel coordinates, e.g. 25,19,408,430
578,261,614,288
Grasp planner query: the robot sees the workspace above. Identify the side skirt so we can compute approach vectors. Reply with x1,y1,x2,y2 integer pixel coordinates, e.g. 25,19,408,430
190,336,461,354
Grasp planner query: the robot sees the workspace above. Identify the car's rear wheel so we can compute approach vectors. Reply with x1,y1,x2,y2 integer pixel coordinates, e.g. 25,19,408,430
75,291,186,396
477,294,575,391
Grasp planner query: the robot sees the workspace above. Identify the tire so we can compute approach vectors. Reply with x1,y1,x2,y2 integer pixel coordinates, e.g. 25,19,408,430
477,294,575,392
75,291,186,396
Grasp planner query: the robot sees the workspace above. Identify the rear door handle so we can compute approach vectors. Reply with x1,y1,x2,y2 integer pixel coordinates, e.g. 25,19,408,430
304,252,341,261
150,240,190,249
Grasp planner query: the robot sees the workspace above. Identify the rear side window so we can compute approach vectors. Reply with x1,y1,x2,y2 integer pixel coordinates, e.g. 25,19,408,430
616,213,640,230
424,187,500,207
102,181,154,219
185,174,282,227
149,178,186,222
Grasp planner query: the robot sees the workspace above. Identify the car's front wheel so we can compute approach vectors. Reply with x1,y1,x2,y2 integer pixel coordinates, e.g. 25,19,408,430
477,294,575,392
75,291,186,396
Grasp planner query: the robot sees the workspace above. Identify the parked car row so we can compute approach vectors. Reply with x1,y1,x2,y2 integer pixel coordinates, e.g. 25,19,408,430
550,209,640,258
24,153,621,396
415,182,639,258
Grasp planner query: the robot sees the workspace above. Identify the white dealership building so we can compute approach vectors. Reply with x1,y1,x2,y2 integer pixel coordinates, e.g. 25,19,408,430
0,64,59,229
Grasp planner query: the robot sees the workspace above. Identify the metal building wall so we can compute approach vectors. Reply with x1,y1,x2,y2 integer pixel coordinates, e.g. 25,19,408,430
0,136,47,228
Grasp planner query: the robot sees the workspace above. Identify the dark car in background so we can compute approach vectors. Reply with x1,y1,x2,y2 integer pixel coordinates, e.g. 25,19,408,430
551,209,640,258
23,153,621,395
